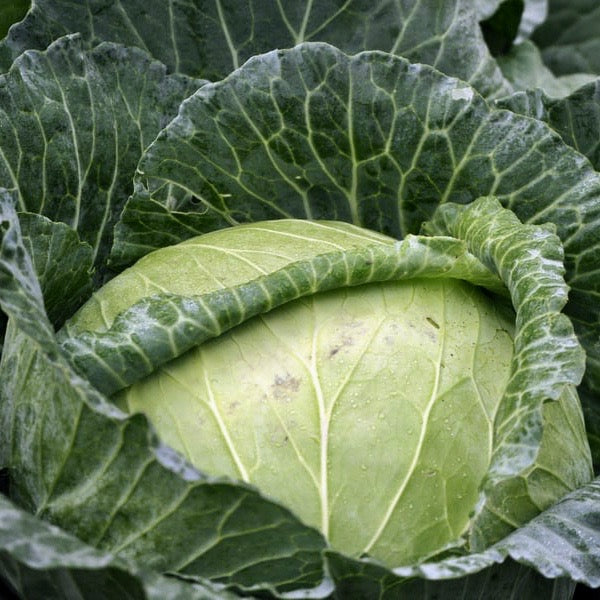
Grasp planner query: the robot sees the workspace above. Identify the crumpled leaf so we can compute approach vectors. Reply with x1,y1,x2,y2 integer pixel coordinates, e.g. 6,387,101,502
427,198,591,547
62,233,505,396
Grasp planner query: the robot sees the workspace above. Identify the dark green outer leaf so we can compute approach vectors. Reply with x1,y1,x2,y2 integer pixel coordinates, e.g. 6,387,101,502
0,493,238,600
0,34,203,275
112,43,600,454
496,40,596,98
0,190,55,352
18,213,93,329
0,190,328,595
326,554,576,599
0,208,93,356
113,43,567,260
532,0,600,76
496,79,600,170
0,0,510,99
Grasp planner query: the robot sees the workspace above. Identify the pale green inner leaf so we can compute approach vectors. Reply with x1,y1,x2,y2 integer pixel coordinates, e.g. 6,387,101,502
118,277,514,566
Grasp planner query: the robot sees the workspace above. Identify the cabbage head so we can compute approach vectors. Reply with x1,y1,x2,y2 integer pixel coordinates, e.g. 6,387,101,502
61,199,593,568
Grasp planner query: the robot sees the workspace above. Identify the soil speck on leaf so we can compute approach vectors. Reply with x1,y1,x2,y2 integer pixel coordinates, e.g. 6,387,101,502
426,317,440,329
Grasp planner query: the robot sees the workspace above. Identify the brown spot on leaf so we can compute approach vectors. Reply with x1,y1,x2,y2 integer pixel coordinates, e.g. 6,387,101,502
328,333,356,358
272,373,301,400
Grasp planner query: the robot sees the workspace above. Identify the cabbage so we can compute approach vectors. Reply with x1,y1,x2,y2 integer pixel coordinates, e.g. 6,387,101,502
1,2,599,598
65,218,591,569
